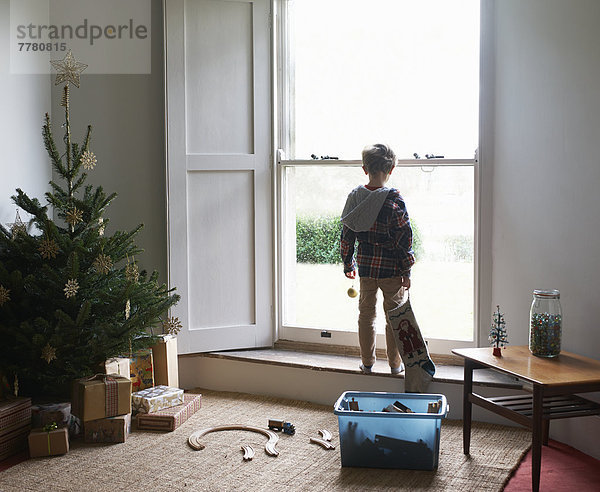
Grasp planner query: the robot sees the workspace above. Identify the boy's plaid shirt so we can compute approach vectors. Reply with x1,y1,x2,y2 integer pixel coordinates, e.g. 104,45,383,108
340,189,415,278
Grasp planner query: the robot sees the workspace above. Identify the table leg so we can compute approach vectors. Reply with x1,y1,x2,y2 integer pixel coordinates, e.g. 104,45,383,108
542,419,549,446
531,385,544,492
463,359,474,455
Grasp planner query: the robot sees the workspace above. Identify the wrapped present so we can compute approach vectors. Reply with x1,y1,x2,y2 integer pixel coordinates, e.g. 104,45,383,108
151,335,179,388
71,374,131,422
28,424,69,458
132,385,184,414
129,349,154,392
31,402,71,429
103,357,131,379
137,394,201,431
0,397,32,461
84,413,131,443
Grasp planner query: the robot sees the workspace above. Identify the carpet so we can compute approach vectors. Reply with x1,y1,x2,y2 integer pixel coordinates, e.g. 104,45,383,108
0,389,531,491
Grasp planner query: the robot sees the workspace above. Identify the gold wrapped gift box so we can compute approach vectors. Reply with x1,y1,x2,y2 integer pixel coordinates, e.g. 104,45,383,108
28,427,69,458
84,413,131,443
71,375,131,422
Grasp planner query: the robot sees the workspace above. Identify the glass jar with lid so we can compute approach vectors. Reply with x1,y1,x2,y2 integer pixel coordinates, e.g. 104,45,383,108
529,289,562,357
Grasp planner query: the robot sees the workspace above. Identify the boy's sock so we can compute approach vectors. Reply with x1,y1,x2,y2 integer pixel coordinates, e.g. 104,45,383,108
390,363,405,375
387,298,436,393
359,363,372,374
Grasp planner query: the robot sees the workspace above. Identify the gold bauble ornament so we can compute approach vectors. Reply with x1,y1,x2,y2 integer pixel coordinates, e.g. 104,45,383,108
347,287,358,298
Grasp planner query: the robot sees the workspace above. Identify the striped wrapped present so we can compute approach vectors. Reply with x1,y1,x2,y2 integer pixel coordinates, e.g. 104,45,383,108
0,397,31,461
137,394,201,431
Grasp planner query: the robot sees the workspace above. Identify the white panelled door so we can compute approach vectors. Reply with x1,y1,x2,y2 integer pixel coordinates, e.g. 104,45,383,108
165,0,272,354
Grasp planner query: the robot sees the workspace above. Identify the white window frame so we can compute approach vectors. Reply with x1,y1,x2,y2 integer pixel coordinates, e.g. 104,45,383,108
272,0,481,354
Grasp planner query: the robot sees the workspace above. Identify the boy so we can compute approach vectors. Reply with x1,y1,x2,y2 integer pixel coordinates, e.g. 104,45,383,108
340,143,414,375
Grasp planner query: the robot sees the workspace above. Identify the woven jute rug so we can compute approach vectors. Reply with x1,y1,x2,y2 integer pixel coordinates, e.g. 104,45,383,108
0,389,531,491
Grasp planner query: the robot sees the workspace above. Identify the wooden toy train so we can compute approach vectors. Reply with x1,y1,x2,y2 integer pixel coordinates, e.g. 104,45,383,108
268,419,295,435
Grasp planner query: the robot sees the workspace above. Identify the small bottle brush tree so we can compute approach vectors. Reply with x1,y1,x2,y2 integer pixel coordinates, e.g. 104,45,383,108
0,52,180,398
489,305,508,356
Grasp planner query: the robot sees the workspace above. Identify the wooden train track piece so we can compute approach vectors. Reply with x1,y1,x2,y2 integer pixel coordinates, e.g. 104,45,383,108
188,425,280,457
310,437,336,450
241,445,255,461
318,429,332,441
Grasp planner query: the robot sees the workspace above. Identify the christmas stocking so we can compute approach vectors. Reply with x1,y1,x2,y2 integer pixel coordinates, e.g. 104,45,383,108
387,296,436,393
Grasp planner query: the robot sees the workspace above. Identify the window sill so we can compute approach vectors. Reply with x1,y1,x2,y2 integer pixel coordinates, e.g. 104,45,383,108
192,347,522,390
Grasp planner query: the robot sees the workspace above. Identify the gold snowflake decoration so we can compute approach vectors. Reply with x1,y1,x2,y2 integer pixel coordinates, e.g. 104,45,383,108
41,343,57,364
0,285,10,306
64,279,79,299
80,150,97,170
125,299,131,320
93,253,113,275
125,261,140,283
50,50,88,88
8,211,27,239
98,218,105,236
162,317,182,335
65,207,83,229
39,237,59,259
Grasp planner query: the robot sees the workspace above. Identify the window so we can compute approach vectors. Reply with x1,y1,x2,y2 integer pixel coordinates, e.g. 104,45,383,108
276,0,480,353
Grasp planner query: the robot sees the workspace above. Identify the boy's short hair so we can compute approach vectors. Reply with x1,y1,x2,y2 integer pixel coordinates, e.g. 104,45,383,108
362,144,396,175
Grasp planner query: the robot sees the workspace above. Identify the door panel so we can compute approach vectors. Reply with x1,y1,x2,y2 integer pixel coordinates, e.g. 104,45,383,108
165,0,272,354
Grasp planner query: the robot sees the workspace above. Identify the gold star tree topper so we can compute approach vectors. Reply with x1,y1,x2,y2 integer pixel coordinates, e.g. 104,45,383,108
50,50,88,88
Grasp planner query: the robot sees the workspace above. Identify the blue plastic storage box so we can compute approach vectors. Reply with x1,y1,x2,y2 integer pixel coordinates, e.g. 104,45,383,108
334,391,448,470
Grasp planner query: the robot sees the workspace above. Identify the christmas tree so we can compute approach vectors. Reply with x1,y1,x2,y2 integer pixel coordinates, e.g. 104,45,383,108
489,305,508,355
0,51,180,398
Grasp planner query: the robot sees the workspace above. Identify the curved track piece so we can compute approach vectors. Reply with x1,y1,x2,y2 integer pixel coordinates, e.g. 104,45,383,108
241,445,255,461
310,437,336,450
188,425,280,456
318,429,332,441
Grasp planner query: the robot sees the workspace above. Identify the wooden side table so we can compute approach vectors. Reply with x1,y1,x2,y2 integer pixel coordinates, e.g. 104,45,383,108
452,346,600,492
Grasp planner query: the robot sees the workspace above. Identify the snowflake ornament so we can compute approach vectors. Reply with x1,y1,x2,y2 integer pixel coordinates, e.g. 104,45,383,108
125,261,140,283
0,285,10,306
64,279,79,299
162,317,182,335
80,150,97,170
93,253,113,275
65,207,83,230
39,237,59,259
41,343,57,364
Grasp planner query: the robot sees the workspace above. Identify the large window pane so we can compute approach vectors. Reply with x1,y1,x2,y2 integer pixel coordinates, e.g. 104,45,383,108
290,0,480,159
283,165,474,341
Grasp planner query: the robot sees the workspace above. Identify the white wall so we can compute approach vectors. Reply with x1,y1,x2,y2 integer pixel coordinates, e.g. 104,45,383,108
49,0,167,278
0,0,50,226
484,0,600,458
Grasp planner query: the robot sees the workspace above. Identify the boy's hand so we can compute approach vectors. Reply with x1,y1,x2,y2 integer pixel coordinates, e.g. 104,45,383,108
401,276,411,289
345,270,356,279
